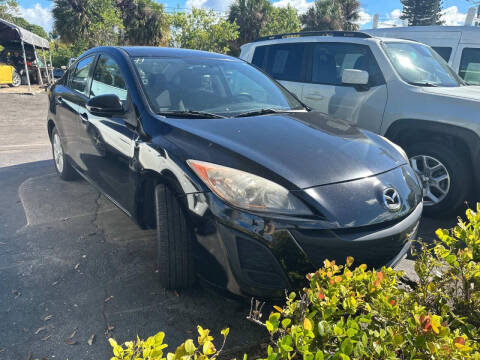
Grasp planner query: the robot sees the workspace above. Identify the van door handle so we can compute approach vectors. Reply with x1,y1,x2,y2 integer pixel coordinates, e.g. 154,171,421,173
80,113,89,125
56,96,63,104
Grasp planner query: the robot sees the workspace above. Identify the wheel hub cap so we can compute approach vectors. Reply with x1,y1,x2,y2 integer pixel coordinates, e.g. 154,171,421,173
53,134,64,173
410,155,450,206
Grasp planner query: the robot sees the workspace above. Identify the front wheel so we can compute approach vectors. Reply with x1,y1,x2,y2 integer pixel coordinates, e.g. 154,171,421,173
154,183,195,289
407,142,471,216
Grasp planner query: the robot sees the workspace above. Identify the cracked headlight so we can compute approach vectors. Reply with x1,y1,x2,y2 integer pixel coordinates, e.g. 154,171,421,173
187,160,312,215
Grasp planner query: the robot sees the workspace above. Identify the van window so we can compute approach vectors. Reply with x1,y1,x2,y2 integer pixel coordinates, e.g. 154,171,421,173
459,48,480,85
311,43,384,86
432,47,452,63
252,46,267,69
264,43,306,82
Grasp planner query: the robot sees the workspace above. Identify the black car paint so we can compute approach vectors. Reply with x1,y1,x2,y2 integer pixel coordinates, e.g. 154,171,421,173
48,46,423,298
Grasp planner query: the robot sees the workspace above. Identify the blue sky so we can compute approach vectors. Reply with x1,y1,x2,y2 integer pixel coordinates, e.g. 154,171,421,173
15,0,473,34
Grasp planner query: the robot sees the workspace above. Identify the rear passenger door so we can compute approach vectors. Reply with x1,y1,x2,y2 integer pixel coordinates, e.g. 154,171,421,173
302,43,387,132
251,43,308,102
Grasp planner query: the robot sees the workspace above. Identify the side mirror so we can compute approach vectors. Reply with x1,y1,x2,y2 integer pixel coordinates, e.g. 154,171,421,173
86,94,125,117
342,69,369,86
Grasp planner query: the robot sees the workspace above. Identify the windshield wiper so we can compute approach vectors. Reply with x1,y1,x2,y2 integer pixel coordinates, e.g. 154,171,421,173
157,110,226,119
234,108,306,118
408,81,439,87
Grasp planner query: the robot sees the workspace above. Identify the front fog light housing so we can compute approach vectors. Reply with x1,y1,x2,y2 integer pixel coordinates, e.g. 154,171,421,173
187,160,312,215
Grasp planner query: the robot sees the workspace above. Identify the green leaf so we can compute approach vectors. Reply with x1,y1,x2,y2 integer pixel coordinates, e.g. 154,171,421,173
221,327,230,338
340,338,353,356
185,339,196,354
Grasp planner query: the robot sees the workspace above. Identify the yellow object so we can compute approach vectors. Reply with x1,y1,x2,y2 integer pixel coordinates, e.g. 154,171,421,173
0,62,20,86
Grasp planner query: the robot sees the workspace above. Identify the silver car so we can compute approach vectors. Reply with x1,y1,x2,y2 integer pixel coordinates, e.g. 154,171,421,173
240,31,480,216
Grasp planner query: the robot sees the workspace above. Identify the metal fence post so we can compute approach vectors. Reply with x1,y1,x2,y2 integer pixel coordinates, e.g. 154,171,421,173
20,39,31,92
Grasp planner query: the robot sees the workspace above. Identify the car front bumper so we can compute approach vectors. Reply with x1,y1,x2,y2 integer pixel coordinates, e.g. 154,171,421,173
193,197,422,299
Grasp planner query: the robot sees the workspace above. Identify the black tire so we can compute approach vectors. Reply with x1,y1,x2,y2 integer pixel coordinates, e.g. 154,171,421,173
406,141,471,216
154,183,195,289
51,127,78,181
8,70,21,87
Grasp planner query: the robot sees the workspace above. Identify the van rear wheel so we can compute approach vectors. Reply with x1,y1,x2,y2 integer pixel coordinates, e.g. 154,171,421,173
407,142,471,216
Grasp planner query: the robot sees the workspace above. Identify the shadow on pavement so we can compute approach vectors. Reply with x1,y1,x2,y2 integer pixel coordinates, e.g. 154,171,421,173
0,160,266,360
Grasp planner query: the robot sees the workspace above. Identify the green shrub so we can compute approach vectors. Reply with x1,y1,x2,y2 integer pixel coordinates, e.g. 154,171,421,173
262,258,479,359
109,326,230,360
413,205,480,340
111,206,480,360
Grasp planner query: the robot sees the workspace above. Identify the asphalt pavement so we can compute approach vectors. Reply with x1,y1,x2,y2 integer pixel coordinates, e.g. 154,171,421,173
0,93,459,360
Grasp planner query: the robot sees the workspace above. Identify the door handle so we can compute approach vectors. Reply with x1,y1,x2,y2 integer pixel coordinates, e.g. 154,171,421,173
56,96,63,105
80,113,89,125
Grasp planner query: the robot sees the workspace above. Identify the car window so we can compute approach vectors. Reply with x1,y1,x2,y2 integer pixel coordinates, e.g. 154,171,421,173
69,56,94,95
90,55,128,101
252,45,267,69
264,43,306,82
459,48,480,85
432,46,452,63
311,43,384,87
383,42,461,87
133,57,305,116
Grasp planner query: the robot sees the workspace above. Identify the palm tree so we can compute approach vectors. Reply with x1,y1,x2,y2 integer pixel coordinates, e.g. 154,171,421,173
115,0,169,46
300,0,360,32
228,0,271,55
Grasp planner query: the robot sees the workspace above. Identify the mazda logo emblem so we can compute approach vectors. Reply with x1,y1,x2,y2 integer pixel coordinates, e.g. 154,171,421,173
382,187,401,211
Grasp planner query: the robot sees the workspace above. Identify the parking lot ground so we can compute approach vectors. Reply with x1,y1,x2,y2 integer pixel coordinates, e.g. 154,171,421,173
0,93,459,359
0,84,46,95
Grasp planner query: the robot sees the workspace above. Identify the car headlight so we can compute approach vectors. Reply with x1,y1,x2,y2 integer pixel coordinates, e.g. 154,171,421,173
187,160,312,215
382,137,409,162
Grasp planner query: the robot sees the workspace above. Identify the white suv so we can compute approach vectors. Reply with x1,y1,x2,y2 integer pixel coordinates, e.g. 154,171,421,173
240,31,480,216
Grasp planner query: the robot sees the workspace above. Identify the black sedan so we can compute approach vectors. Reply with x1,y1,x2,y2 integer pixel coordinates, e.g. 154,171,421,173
47,46,423,298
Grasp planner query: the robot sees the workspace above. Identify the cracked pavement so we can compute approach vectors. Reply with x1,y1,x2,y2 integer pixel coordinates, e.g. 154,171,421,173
0,93,459,359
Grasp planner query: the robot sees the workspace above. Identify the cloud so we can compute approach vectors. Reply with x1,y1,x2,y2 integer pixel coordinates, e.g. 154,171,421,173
378,8,404,28
17,3,53,33
185,0,235,12
272,0,314,14
441,6,466,26
355,8,372,26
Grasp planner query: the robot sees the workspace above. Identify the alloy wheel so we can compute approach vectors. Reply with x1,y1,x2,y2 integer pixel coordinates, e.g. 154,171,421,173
12,72,21,87
410,155,450,206
53,133,64,173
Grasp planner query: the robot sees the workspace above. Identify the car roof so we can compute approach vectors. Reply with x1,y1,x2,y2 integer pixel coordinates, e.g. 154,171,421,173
241,32,418,49
84,46,238,61
366,25,480,33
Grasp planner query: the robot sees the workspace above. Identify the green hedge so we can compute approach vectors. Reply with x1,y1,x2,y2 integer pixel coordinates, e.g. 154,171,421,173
110,205,480,360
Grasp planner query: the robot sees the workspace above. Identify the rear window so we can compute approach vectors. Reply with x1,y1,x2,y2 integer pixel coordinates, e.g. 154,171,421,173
432,47,452,62
459,48,480,85
260,43,306,82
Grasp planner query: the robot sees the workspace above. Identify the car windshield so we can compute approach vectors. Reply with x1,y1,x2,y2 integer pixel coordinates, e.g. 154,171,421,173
132,56,306,117
383,42,462,87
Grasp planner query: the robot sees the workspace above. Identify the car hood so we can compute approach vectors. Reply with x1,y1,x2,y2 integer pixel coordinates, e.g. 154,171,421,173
161,111,407,189
422,85,480,101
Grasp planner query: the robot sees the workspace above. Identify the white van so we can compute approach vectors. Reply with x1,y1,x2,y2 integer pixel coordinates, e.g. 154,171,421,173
366,26,480,85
